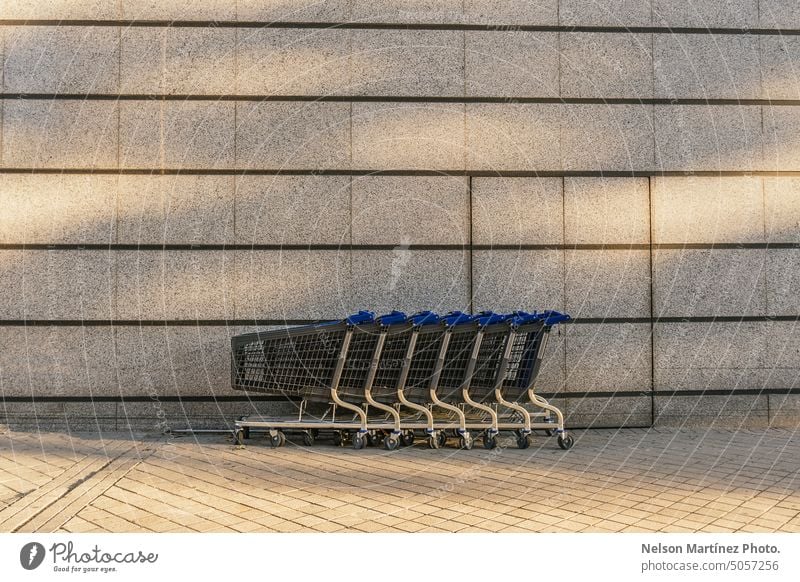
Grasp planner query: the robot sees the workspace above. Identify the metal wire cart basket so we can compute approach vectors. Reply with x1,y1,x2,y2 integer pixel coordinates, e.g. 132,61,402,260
231,310,573,451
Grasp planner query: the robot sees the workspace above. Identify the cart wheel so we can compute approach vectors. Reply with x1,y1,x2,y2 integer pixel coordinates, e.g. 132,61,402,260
302,432,315,446
437,431,448,448
400,431,415,447
558,434,574,450
384,436,400,451
352,434,366,450
268,432,283,448
459,435,473,450
516,434,531,450
427,435,440,449
234,429,245,446
483,434,498,450
366,432,378,447
332,431,343,447
544,429,554,437
242,427,250,440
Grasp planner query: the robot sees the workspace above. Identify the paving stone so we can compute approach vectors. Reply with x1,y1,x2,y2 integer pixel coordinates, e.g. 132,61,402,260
351,250,469,314
472,177,563,245
118,175,234,245
237,102,351,169
351,30,463,96
565,250,651,318
653,321,768,391
766,249,800,316
464,0,558,25
561,33,652,98
0,1,119,18
655,105,763,171
652,249,767,317
759,36,800,100
472,249,564,312
764,105,800,172
163,27,236,94
236,28,351,96
354,102,464,170
120,27,165,94
466,31,558,97
567,396,652,427
654,34,761,100
653,0,758,28
564,177,650,244
238,0,349,21
466,104,560,170
352,0,464,23
0,250,114,320
234,250,351,319
560,0,652,26
4,26,119,93
652,176,764,244
2,100,118,169
654,395,769,428
760,0,800,28
561,105,654,171
163,102,235,169
115,250,233,320
566,323,652,393
0,326,116,397
121,0,235,20
235,175,351,245
351,176,469,245
119,100,162,168
765,321,800,390
0,174,117,244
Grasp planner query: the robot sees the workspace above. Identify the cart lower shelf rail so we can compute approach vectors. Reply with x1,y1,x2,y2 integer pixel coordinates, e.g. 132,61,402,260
231,310,573,451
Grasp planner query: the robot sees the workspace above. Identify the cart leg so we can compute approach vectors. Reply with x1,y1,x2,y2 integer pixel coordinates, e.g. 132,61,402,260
527,388,572,449
234,428,246,446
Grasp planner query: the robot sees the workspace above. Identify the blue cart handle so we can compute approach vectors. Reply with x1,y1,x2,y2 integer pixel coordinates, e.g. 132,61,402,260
442,311,477,327
376,310,407,326
540,310,571,326
345,310,375,325
409,311,440,326
475,310,512,326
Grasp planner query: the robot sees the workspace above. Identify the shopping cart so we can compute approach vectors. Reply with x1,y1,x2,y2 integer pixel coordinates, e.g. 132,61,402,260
231,309,572,450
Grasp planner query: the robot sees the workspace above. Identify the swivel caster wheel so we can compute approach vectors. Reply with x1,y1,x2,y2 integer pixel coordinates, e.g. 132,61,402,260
332,431,343,447
427,434,441,449
352,434,366,450
234,429,245,446
459,434,474,450
366,432,378,447
384,435,400,451
516,434,531,450
302,431,315,446
400,431,415,447
558,434,574,450
269,431,285,448
437,431,448,448
483,434,498,450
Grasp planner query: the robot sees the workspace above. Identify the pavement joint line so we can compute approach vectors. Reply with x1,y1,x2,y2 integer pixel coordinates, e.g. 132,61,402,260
0,439,134,531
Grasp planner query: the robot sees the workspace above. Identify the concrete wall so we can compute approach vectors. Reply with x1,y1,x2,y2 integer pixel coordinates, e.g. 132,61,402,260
0,1,798,431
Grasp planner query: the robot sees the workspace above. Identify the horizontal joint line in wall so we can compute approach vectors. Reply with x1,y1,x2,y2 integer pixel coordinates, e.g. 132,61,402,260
4,388,799,404
3,94,800,106
0,244,796,251
4,169,800,178
0,316,798,327
1,20,800,36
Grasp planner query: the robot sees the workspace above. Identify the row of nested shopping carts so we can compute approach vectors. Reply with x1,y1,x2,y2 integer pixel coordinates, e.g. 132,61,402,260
230,309,573,451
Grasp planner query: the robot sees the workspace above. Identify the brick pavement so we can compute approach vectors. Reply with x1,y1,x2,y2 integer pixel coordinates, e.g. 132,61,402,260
0,427,798,533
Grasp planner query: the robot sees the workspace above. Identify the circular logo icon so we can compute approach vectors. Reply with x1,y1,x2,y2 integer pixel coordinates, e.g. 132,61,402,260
20,542,46,570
